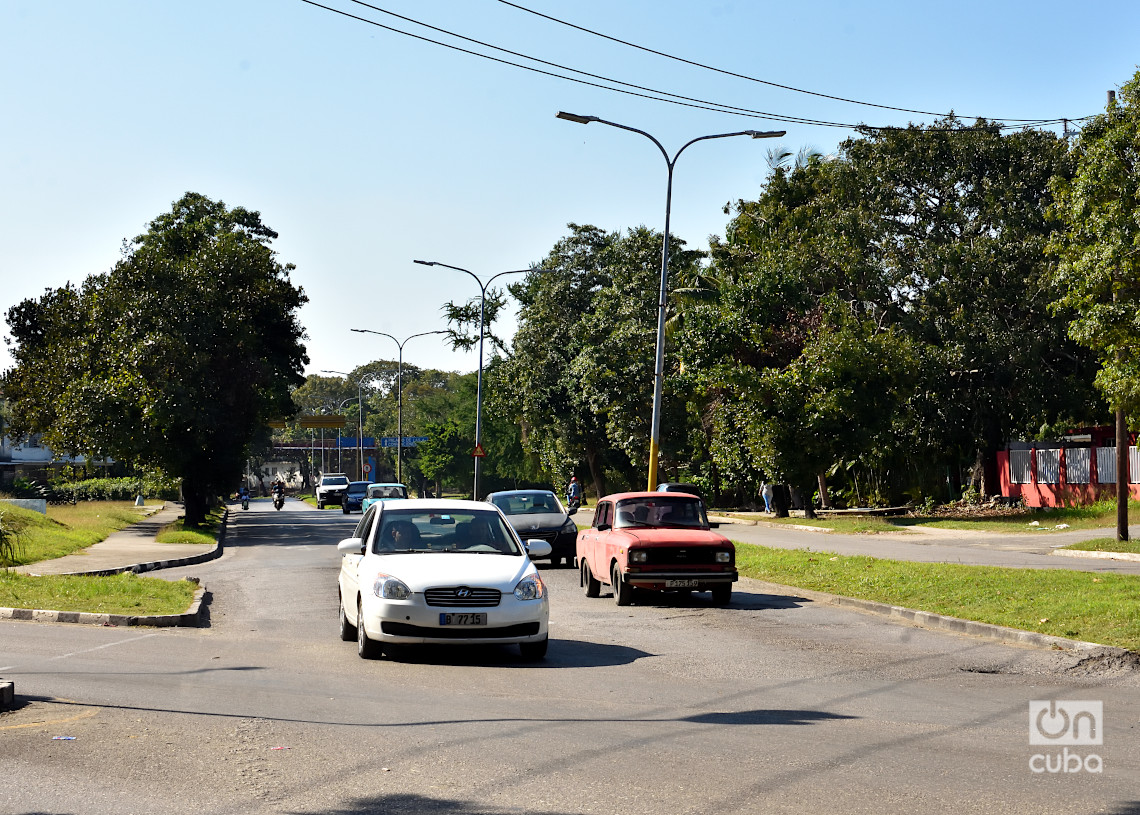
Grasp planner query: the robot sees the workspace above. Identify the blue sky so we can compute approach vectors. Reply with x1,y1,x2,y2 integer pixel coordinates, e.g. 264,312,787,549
3,1,1137,380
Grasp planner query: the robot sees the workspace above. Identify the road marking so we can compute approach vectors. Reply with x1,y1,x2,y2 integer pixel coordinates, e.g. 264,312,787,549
0,700,100,730
0,631,160,672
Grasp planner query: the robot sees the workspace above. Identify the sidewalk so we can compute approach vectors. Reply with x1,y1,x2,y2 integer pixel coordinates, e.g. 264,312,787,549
12,502,221,577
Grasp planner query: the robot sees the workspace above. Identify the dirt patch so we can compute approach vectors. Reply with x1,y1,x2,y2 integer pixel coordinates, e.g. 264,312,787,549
1064,649,1140,677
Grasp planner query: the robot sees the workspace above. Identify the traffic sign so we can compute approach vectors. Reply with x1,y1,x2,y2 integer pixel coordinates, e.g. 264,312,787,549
472,444,487,458
363,463,372,475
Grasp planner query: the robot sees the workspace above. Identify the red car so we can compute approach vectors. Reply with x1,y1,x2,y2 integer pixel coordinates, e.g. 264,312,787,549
576,491,737,606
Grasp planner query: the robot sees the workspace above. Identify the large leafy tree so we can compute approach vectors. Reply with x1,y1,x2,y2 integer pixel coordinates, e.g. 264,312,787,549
3,192,308,524
690,118,1096,506
495,223,702,498
1049,74,1140,416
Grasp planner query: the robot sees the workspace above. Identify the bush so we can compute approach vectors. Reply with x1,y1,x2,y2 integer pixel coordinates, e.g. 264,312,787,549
0,510,26,568
47,476,181,503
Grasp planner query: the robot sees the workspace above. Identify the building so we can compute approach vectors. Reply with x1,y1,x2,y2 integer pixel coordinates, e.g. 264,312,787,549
997,427,1139,507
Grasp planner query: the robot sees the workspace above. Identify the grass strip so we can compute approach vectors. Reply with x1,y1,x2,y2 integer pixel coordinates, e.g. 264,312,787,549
891,500,1140,533
733,542,1140,652
1061,537,1140,554
0,502,160,566
155,507,224,545
0,571,198,616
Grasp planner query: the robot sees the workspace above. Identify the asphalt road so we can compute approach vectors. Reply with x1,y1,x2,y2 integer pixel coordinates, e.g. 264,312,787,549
2,499,1138,815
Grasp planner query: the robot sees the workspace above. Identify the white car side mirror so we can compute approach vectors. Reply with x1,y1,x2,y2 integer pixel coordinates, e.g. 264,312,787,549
524,539,553,558
337,537,365,554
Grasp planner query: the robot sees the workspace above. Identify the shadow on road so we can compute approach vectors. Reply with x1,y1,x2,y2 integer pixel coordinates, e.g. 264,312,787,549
380,638,651,669
608,589,811,611
684,709,857,726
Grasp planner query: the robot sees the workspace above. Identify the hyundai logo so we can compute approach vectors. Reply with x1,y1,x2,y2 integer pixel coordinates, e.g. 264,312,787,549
455,588,471,598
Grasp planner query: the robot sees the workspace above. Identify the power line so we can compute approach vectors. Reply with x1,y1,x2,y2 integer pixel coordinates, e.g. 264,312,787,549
494,0,1090,125
298,0,1089,133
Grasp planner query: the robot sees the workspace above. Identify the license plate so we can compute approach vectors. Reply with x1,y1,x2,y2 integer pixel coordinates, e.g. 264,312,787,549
439,613,487,626
665,579,700,588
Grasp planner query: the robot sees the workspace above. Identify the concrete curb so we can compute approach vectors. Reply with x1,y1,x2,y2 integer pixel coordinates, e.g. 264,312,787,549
746,578,1133,656
0,585,210,628
1051,548,1140,563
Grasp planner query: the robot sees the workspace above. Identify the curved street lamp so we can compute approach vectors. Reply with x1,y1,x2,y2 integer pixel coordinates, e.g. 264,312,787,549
412,260,532,499
556,111,785,490
349,328,447,484
322,369,379,481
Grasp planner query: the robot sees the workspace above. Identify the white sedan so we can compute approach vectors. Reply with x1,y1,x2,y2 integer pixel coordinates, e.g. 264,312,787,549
337,499,553,660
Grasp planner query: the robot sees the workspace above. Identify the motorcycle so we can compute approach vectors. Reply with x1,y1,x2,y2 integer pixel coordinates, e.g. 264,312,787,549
241,495,249,510
566,495,582,514
273,492,284,511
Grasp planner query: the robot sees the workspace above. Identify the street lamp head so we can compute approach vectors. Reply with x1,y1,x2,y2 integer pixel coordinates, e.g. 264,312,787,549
556,111,598,125
413,259,437,266
747,130,787,139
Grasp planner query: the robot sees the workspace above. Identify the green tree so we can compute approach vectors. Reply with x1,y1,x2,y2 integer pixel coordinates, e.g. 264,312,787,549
3,192,308,525
695,119,1096,506
417,419,470,497
496,224,702,498
1049,75,1140,415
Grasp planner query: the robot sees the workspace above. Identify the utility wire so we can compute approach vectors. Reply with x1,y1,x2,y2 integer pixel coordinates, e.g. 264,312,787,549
495,0,1091,125
299,0,1088,133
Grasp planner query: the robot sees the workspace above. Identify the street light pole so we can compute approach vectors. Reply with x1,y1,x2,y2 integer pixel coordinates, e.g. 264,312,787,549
557,111,784,490
350,328,446,484
322,370,377,481
413,261,532,500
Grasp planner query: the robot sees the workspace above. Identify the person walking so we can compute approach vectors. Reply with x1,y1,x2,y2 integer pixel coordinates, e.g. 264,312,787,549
566,476,583,508
760,482,773,513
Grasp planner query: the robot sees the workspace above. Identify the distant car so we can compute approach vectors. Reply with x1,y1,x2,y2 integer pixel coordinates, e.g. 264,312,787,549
656,482,703,500
336,498,553,660
361,482,409,514
486,489,579,568
317,473,350,509
577,491,736,606
342,481,371,514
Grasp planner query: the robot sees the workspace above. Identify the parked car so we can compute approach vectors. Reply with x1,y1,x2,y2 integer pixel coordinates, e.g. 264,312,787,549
336,499,553,660
316,473,350,509
577,491,736,606
342,480,371,514
656,482,703,500
360,482,409,514
486,489,579,568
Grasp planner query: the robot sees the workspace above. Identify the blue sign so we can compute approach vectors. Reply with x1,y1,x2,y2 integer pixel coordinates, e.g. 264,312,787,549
380,436,429,448
338,437,376,448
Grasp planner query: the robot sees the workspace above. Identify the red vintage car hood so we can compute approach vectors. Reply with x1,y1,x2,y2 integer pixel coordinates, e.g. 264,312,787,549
614,528,732,547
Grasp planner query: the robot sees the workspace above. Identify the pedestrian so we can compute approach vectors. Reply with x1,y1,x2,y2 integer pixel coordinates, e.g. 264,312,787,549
566,476,583,508
761,482,773,513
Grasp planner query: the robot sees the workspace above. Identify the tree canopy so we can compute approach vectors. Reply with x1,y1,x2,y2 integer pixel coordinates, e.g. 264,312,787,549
3,192,308,524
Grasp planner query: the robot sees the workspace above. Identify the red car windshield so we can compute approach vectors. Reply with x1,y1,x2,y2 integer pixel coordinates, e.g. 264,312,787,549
613,497,708,529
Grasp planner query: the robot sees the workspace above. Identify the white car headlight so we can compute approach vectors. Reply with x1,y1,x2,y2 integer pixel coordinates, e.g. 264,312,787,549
514,573,546,601
629,549,648,563
374,573,412,600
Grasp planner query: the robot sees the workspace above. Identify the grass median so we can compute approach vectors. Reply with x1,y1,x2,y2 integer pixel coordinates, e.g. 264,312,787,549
1,500,212,616
733,543,1140,651
0,570,198,616
0,501,163,566
155,507,224,545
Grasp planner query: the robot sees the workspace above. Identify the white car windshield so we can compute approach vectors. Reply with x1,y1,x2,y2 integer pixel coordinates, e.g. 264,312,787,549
614,496,709,529
323,477,349,486
374,509,521,555
491,492,564,515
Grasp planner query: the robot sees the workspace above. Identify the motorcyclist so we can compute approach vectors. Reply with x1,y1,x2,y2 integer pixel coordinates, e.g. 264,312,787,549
272,478,285,508
238,484,250,509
